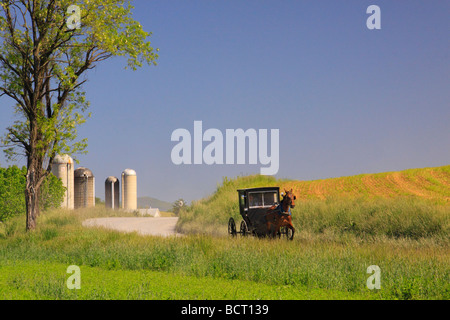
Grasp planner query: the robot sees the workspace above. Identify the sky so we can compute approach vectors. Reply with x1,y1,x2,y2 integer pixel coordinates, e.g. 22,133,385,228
0,0,449,204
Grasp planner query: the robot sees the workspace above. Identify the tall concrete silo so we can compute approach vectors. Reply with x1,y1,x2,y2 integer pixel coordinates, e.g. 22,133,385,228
121,169,137,211
105,176,120,210
51,154,74,209
74,167,95,209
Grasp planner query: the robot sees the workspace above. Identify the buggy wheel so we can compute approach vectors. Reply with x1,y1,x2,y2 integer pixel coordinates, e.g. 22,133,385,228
240,220,248,236
228,217,237,237
286,227,294,240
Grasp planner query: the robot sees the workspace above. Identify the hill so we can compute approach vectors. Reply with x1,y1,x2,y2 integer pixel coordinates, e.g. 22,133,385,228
137,196,173,211
288,165,450,201
177,165,450,238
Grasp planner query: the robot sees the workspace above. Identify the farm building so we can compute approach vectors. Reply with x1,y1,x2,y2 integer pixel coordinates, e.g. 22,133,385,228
137,208,161,217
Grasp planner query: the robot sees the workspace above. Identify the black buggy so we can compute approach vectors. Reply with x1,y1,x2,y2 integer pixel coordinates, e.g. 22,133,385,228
228,187,292,238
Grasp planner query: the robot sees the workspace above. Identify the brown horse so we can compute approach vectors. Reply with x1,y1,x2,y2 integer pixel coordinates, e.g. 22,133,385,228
265,189,296,240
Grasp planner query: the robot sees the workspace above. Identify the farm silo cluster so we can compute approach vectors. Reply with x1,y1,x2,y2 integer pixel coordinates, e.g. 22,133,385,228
51,155,137,210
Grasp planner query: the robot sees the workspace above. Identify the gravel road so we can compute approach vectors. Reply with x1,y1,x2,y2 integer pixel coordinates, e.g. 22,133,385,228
82,217,182,237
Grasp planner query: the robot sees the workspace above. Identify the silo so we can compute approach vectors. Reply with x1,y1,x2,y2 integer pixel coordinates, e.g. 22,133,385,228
74,167,95,209
51,154,74,209
105,176,120,210
121,169,137,210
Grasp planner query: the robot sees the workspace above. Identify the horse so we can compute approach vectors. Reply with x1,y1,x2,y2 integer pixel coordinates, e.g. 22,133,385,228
265,189,296,240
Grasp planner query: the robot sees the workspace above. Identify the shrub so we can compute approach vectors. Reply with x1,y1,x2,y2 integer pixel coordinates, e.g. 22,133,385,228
0,165,65,222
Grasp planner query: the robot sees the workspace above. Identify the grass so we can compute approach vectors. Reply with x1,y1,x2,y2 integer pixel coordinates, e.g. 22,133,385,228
176,166,450,238
0,260,371,300
0,207,449,300
0,165,448,300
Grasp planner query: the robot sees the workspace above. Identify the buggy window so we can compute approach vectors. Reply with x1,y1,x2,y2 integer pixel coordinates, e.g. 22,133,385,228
263,192,278,207
248,191,278,208
248,193,263,208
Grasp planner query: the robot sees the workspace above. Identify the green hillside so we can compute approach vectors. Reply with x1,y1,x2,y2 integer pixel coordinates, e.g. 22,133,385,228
177,165,450,238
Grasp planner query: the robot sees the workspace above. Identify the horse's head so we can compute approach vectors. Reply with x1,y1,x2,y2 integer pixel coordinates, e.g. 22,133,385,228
283,189,296,209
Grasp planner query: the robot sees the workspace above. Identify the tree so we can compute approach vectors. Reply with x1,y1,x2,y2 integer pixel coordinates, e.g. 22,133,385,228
172,198,187,215
0,0,158,230
39,169,65,211
0,165,24,221
0,165,65,222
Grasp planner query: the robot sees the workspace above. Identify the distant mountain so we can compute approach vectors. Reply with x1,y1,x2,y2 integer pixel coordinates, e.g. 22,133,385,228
137,196,173,211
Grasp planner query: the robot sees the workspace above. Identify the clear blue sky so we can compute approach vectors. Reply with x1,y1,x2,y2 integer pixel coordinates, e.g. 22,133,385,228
0,0,449,203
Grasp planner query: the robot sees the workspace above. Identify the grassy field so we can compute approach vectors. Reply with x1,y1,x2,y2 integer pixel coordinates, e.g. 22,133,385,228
177,165,450,237
0,207,448,299
0,209,381,300
0,165,449,300
1,260,373,300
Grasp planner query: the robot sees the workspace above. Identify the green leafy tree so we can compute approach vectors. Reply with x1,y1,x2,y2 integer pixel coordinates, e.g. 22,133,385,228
39,170,65,211
0,165,24,221
0,165,64,222
0,0,158,230
172,198,187,215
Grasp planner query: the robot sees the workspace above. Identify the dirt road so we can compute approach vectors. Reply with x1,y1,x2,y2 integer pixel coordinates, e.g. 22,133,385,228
82,217,182,237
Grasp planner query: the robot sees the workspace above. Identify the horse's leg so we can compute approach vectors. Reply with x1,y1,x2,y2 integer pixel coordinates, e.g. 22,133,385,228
266,220,273,238
287,219,295,240
273,216,283,238
270,220,278,238
274,222,281,238
276,220,284,238
278,216,294,240
265,213,275,238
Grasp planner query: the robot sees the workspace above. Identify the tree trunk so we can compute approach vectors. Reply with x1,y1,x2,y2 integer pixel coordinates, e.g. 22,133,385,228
25,163,42,231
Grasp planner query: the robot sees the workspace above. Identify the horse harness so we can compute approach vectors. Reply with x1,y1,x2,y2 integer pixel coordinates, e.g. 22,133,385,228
275,203,291,216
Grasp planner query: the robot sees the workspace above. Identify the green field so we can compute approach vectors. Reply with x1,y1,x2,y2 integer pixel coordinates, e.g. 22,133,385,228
1,166,449,300
177,165,450,237
1,260,374,300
